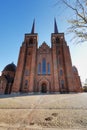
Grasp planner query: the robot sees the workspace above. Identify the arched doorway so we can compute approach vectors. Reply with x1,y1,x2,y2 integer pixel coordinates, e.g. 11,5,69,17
38,78,50,93
41,83,47,93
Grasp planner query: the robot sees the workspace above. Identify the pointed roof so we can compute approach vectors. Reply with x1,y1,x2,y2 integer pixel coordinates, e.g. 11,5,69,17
38,41,50,53
54,18,58,33
39,41,50,49
31,19,35,34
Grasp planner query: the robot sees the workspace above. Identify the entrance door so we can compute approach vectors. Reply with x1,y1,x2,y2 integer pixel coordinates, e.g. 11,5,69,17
41,83,47,93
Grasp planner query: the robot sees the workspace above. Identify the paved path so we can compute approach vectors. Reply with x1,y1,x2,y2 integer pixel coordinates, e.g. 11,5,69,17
0,93,87,130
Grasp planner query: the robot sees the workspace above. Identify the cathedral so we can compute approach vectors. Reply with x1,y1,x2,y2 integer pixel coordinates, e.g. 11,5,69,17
0,19,82,94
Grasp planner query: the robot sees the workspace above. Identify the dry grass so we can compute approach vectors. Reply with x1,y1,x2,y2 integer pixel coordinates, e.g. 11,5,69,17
0,93,87,130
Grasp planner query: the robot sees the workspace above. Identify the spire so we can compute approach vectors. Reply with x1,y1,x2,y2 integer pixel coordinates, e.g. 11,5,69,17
54,18,58,33
31,19,35,34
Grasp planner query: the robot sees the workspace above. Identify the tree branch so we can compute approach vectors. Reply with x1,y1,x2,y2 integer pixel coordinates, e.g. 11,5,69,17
62,0,87,23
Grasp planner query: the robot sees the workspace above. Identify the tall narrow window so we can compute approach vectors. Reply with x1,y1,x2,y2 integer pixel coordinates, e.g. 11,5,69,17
61,80,64,89
24,80,28,89
29,38,33,45
38,63,41,74
60,69,63,76
47,63,50,74
56,37,60,43
42,58,46,74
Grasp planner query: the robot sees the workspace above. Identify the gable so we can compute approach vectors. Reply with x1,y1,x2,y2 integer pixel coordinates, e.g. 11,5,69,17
38,42,50,54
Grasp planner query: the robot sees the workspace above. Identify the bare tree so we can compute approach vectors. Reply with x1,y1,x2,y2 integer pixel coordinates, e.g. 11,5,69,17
58,0,87,43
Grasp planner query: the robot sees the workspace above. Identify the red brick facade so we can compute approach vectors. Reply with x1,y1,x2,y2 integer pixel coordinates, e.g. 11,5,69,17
12,21,82,93
0,63,16,94
0,20,82,94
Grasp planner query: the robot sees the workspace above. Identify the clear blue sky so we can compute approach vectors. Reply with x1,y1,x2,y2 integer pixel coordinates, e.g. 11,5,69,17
0,0,87,83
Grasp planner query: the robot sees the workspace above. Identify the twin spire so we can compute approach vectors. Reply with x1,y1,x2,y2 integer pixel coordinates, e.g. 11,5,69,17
31,19,35,34
54,18,58,33
31,18,58,34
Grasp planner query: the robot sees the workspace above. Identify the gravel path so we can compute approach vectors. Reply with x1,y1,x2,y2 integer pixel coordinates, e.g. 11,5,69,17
0,93,87,130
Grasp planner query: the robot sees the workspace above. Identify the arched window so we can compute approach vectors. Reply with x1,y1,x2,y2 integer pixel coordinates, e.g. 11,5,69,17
60,69,63,76
24,80,28,88
47,63,50,74
42,58,46,74
38,63,41,74
56,37,60,43
29,38,33,45
61,80,64,89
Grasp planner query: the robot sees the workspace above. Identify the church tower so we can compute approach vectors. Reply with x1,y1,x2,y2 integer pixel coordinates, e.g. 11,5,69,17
10,19,82,94
51,19,60,92
12,20,38,93
51,18,75,92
